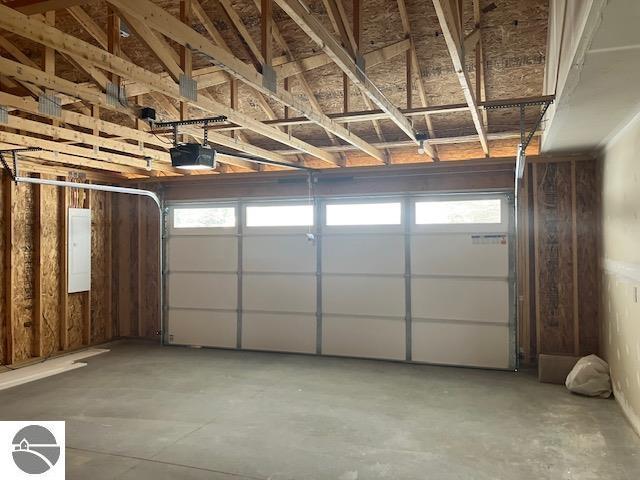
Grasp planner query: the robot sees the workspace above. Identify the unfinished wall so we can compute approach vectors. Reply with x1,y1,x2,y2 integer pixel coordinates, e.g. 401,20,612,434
600,111,640,436
516,156,599,364
518,157,599,363
0,171,116,366
122,158,599,364
112,193,160,340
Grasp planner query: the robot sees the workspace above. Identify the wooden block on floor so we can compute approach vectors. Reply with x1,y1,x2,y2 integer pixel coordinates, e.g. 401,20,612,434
538,354,581,385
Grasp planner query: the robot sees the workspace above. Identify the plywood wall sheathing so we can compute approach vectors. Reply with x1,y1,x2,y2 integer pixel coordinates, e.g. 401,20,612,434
531,157,600,359
0,169,117,366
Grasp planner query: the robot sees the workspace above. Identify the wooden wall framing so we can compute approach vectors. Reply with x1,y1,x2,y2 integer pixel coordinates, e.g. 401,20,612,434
0,171,114,366
518,156,600,364
1,156,599,367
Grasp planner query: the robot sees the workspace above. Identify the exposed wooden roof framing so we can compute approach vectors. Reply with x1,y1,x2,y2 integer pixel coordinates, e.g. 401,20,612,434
0,0,549,178
432,0,489,155
274,0,417,144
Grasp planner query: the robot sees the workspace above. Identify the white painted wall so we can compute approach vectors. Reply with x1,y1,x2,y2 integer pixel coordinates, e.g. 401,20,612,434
600,109,640,437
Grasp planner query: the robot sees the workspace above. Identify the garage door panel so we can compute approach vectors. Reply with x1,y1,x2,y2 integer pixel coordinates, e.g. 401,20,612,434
243,236,316,273
169,236,237,272
242,313,316,353
243,274,316,313
411,235,508,277
412,321,510,368
168,309,236,348
323,235,404,274
323,315,405,360
412,277,508,323
323,276,404,317
169,272,237,310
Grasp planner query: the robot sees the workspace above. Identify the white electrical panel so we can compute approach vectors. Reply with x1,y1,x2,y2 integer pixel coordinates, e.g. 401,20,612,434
68,208,91,293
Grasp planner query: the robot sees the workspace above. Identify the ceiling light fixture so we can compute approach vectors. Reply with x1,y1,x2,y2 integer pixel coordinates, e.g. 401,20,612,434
416,133,429,155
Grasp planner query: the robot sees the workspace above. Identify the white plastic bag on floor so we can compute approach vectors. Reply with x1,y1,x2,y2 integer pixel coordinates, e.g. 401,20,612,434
565,354,612,398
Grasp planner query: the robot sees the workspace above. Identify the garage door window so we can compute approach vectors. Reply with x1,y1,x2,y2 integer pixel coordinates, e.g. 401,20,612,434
174,207,236,228
326,202,402,226
415,199,502,225
246,205,314,227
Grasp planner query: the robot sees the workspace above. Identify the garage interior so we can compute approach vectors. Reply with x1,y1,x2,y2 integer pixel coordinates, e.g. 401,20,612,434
0,0,639,478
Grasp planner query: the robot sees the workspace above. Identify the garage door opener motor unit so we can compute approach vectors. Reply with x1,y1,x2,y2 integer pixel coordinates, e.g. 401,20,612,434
149,114,228,170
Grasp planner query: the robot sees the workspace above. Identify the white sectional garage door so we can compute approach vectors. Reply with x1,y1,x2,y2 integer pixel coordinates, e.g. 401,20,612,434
166,194,515,369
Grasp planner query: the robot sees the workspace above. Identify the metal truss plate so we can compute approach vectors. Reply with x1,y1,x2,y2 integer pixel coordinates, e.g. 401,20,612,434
261,64,277,93
106,82,129,108
38,93,61,118
179,74,198,102
0,106,7,124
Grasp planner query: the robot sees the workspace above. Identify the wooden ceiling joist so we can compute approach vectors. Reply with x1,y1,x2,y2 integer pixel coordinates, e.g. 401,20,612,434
273,130,540,155
0,92,167,149
432,0,489,156
104,0,384,162
64,5,262,170
274,0,417,144
0,4,339,165
0,133,159,176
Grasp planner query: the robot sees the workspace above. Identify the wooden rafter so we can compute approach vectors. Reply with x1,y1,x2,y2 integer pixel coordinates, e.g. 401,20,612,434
397,0,437,158
473,0,488,127
250,0,349,166
104,0,384,162
321,0,390,162
432,0,489,156
274,0,417,144
198,0,284,129
65,5,258,170
0,4,337,164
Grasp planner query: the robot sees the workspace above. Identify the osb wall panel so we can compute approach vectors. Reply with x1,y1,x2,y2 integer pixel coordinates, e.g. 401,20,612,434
67,293,85,349
576,161,599,355
40,179,61,356
531,159,600,358
13,181,36,362
91,190,110,343
0,173,116,365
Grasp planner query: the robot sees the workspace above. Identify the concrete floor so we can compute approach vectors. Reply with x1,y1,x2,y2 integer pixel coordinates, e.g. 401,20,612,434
0,340,638,480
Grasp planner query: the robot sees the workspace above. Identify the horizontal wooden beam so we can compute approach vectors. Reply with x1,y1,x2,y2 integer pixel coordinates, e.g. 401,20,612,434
0,129,180,174
0,92,168,149
0,139,151,176
271,130,540,155
2,114,171,164
205,95,553,131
